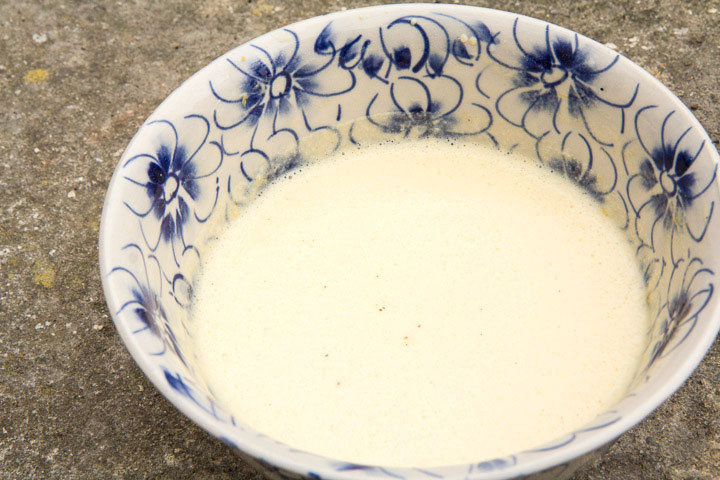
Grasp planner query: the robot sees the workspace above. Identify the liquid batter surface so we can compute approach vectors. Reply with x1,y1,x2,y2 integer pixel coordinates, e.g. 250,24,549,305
191,139,648,467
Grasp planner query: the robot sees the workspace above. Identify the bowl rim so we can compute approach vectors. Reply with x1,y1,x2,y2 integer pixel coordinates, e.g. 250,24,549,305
99,3,720,479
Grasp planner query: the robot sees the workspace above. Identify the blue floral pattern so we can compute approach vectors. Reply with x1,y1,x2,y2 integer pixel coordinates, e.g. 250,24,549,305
211,28,354,181
352,76,493,144
487,19,638,144
643,253,714,371
108,244,187,365
535,131,618,201
122,115,222,263
627,106,716,263
100,5,720,480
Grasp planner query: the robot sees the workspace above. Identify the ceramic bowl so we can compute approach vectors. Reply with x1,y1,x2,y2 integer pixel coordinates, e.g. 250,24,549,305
99,4,720,480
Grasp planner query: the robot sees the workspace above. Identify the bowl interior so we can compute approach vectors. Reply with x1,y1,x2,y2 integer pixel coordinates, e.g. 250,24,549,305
100,4,720,479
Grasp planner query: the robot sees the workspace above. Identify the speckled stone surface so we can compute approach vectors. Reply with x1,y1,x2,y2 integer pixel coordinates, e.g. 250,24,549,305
1,0,718,478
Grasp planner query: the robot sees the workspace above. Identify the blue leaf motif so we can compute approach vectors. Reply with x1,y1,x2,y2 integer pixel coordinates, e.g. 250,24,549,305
428,53,444,76
393,46,412,70
452,39,472,61
363,54,385,78
164,368,193,397
315,22,334,54
339,36,362,68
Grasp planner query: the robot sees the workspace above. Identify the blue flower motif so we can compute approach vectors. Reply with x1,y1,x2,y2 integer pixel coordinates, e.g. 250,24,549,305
129,280,166,335
123,116,221,253
640,147,695,224
110,244,186,365
163,367,234,422
536,131,618,201
489,19,638,143
351,75,492,144
547,156,603,200
380,100,453,138
644,255,713,370
637,255,667,324
627,107,716,257
144,143,197,242
211,28,356,133
638,141,702,224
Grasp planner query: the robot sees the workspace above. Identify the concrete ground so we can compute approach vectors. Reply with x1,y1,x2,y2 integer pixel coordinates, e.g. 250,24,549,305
1,0,718,478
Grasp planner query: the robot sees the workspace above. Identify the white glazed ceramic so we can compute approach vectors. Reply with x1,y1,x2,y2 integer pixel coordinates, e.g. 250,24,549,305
99,4,720,480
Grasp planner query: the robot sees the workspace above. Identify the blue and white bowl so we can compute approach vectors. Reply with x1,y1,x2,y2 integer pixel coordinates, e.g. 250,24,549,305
99,4,720,480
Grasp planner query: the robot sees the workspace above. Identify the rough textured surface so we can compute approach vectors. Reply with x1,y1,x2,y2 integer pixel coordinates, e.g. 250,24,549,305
0,0,718,478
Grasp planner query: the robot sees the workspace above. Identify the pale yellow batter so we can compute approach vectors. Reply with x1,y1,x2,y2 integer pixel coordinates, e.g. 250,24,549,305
191,139,648,467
